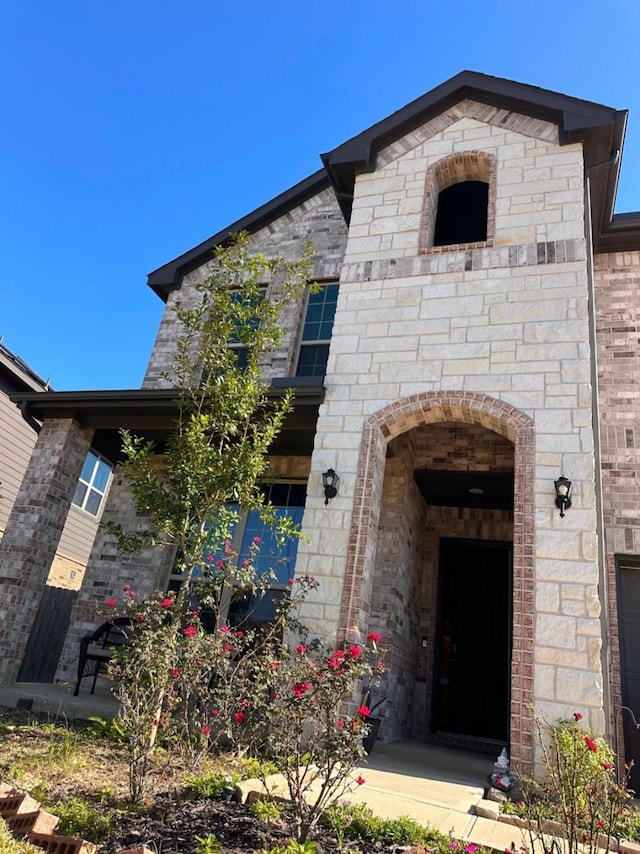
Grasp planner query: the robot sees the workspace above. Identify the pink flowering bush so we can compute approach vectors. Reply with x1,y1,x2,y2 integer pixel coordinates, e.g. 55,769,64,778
515,713,632,854
236,627,385,842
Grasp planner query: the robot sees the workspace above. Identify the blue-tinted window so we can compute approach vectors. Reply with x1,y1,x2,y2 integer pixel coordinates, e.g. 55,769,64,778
295,284,338,378
226,482,307,629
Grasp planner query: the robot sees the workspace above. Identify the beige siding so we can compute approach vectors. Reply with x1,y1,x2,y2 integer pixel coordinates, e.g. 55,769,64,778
0,394,37,536
58,504,102,565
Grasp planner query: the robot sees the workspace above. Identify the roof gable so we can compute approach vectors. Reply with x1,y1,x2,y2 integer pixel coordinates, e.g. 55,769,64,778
148,71,637,299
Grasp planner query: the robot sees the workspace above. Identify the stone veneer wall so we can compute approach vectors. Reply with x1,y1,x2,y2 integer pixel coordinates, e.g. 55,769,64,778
294,103,602,765
594,250,640,755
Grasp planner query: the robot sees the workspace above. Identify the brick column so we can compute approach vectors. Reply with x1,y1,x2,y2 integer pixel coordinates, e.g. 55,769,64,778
0,417,93,684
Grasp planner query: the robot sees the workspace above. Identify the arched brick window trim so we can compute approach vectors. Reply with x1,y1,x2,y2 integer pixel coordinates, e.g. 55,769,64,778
339,391,535,768
420,151,497,254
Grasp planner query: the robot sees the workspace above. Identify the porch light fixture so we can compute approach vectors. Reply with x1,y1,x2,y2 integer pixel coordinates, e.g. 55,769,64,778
322,468,339,505
554,476,572,518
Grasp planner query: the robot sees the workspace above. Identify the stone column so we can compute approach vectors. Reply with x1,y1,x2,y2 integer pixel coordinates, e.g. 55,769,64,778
0,417,93,684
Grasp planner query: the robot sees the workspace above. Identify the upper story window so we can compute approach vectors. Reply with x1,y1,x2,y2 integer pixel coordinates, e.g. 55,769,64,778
421,151,496,253
433,181,489,246
228,287,266,369
72,449,112,516
295,283,339,378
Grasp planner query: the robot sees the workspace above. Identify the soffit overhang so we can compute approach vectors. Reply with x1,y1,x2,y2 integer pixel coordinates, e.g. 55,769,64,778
147,71,640,301
11,379,324,463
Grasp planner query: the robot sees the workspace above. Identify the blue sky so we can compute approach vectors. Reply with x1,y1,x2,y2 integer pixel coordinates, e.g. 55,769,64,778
1,0,639,390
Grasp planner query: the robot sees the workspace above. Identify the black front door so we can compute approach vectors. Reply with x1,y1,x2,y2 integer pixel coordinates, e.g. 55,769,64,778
434,538,512,743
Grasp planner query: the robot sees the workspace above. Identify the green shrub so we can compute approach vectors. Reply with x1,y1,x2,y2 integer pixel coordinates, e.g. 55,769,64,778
320,801,445,847
184,771,238,799
238,756,279,779
252,797,284,821
54,796,114,841
194,833,222,854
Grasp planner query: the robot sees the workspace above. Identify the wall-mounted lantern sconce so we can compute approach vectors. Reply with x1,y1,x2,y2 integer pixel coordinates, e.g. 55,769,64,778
322,468,339,505
554,476,572,518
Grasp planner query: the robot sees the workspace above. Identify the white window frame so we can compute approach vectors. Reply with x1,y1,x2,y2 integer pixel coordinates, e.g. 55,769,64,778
72,449,112,517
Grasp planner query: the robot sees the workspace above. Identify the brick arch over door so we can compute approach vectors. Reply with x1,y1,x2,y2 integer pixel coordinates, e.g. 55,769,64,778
339,391,535,767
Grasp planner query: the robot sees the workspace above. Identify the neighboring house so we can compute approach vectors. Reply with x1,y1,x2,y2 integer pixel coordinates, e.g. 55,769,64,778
3,71,640,773
0,340,112,679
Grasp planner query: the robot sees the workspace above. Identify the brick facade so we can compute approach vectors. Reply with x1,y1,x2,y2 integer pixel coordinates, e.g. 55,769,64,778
594,251,640,755
0,418,93,683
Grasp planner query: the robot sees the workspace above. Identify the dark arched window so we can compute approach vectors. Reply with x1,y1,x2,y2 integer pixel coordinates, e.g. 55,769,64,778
433,180,489,247
420,151,496,252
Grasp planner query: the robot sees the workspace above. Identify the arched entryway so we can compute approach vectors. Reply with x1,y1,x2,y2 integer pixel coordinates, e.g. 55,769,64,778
338,392,534,767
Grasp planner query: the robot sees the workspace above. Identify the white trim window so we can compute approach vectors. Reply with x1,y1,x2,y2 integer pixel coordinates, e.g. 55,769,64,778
295,282,339,378
72,449,112,516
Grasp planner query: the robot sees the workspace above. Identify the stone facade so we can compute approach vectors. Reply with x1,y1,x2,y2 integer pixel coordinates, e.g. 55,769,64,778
4,73,640,772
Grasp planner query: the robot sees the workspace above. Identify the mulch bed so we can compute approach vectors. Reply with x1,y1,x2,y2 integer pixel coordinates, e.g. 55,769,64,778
105,794,289,853
103,793,411,854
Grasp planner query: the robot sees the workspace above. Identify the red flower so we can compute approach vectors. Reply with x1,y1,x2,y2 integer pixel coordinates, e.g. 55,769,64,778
211,709,219,717
367,632,382,643
234,712,245,724
336,719,344,728
292,682,312,698
296,644,307,654
236,630,244,638
171,668,181,678
135,612,145,622
216,559,225,568
202,725,211,735
602,761,613,771
357,705,371,717
253,536,261,544
349,644,362,659
107,598,117,607
288,578,295,585
573,712,583,721
161,598,173,609
585,736,599,752
206,555,214,563
184,625,197,637
123,584,131,591
241,698,249,708
270,661,279,669
224,643,232,652
220,624,229,633
328,649,345,670
355,776,365,786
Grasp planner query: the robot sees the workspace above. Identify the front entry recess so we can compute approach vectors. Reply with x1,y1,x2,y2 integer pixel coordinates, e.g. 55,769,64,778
434,538,512,744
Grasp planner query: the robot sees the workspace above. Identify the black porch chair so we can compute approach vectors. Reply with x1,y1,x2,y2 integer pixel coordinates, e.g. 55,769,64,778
73,617,133,696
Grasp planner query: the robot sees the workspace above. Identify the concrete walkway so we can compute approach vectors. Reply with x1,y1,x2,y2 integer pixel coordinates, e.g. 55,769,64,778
0,683,527,849
351,741,523,849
